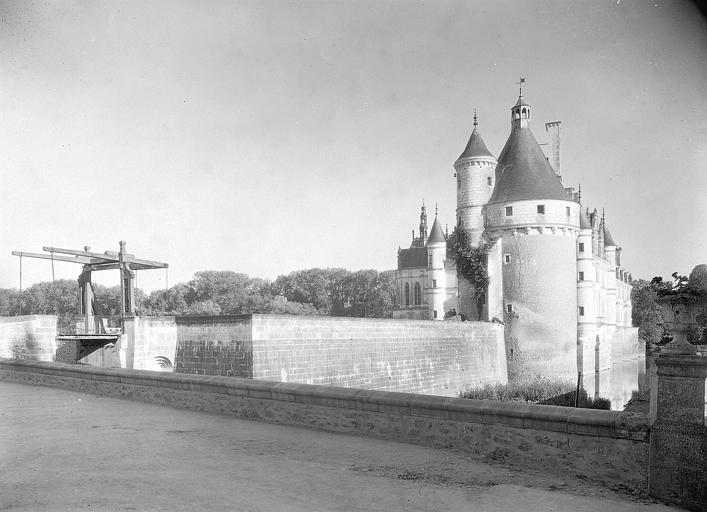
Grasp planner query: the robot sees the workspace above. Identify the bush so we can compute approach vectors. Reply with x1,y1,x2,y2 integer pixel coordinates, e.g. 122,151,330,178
459,376,573,403
459,376,611,410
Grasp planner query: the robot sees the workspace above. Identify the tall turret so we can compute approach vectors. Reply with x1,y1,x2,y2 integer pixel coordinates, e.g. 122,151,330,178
602,213,618,328
485,83,580,380
454,110,497,247
577,207,597,380
426,207,447,320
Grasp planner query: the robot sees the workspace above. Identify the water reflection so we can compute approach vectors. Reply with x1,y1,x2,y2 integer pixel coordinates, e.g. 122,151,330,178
582,353,646,411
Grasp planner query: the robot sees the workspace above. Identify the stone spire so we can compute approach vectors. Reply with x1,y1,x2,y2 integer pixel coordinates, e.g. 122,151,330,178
419,200,428,242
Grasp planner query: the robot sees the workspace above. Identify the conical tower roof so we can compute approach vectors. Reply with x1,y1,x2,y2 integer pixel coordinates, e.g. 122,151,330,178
488,125,569,204
427,216,445,244
580,208,592,229
458,128,494,160
603,224,616,246
457,111,495,161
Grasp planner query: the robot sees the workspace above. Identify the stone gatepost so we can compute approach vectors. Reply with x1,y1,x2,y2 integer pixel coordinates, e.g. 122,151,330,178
648,337,707,510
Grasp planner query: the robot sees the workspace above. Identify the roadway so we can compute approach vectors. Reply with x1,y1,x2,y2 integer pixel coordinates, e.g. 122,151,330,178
0,382,680,511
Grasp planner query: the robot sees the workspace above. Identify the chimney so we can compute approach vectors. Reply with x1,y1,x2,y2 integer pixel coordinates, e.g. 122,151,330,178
545,121,561,181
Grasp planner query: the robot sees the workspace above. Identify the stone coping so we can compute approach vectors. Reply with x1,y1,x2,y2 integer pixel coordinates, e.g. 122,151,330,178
175,313,497,327
0,315,56,323
0,359,648,441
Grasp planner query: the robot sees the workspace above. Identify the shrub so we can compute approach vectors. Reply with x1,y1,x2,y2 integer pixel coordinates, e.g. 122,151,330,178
459,376,573,403
460,376,611,410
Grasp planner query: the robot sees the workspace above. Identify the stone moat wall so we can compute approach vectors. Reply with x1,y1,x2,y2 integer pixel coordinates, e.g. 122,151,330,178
174,315,507,397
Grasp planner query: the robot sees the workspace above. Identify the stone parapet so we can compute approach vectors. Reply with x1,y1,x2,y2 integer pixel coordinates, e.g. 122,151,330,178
0,359,649,489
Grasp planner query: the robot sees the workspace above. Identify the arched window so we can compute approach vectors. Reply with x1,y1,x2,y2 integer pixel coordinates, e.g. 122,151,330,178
414,282,421,305
404,283,410,306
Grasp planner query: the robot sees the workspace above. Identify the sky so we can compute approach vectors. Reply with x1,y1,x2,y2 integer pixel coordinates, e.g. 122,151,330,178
1,0,705,293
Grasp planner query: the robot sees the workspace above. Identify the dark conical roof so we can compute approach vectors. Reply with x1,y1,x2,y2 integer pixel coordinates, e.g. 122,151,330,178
579,209,591,229
427,217,445,244
458,128,495,160
603,224,617,246
488,125,569,204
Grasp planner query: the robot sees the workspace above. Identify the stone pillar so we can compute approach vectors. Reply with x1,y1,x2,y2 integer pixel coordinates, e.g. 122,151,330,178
121,316,137,370
648,338,707,510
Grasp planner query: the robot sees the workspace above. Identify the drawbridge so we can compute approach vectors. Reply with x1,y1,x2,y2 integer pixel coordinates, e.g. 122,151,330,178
12,241,168,363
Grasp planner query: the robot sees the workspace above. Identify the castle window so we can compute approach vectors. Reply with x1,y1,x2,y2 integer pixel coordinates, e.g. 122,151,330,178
579,271,585,281
504,254,511,264
432,279,437,288
579,306,585,316
414,282,421,306
433,310,438,319
566,206,571,216
578,242,585,252
506,304,513,314
537,204,545,214
404,283,410,306
457,178,460,189
505,206,513,216
487,176,492,186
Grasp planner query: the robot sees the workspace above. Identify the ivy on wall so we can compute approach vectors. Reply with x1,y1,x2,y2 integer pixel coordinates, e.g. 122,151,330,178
449,227,489,317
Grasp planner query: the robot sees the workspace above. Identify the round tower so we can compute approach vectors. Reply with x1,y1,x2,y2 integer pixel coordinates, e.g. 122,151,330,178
426,209,447,320
454,111,498,247
485,87,580,381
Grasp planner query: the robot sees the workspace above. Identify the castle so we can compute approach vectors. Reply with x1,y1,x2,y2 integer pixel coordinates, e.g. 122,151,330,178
393,86,637,381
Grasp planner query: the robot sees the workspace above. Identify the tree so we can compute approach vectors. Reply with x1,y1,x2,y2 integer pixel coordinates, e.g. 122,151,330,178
266,295,318,315
631,279,664,346
20,280,79,316
0,288,21,316
140,284,190,315
270,268,346,315
184,300,222,316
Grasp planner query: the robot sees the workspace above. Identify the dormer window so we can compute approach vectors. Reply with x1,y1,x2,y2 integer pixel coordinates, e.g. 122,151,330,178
537,204,545,214
505,206,513,216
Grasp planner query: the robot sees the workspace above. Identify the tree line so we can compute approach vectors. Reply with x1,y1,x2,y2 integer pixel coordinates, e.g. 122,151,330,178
0,268,396,319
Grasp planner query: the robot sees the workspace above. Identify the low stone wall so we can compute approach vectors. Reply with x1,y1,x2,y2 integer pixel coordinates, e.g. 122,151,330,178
0,359,650,490
0,316,56,361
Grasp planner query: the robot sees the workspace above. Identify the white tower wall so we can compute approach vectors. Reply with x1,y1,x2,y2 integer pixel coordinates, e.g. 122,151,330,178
455,156,496,246
426,240,447,320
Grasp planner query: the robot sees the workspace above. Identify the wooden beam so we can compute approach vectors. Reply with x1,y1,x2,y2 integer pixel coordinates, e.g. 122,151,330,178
42,246,168,269
12,251,94,265
123,256,168,269
104,250,135,259
86,262,157,272
43,246,118,263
